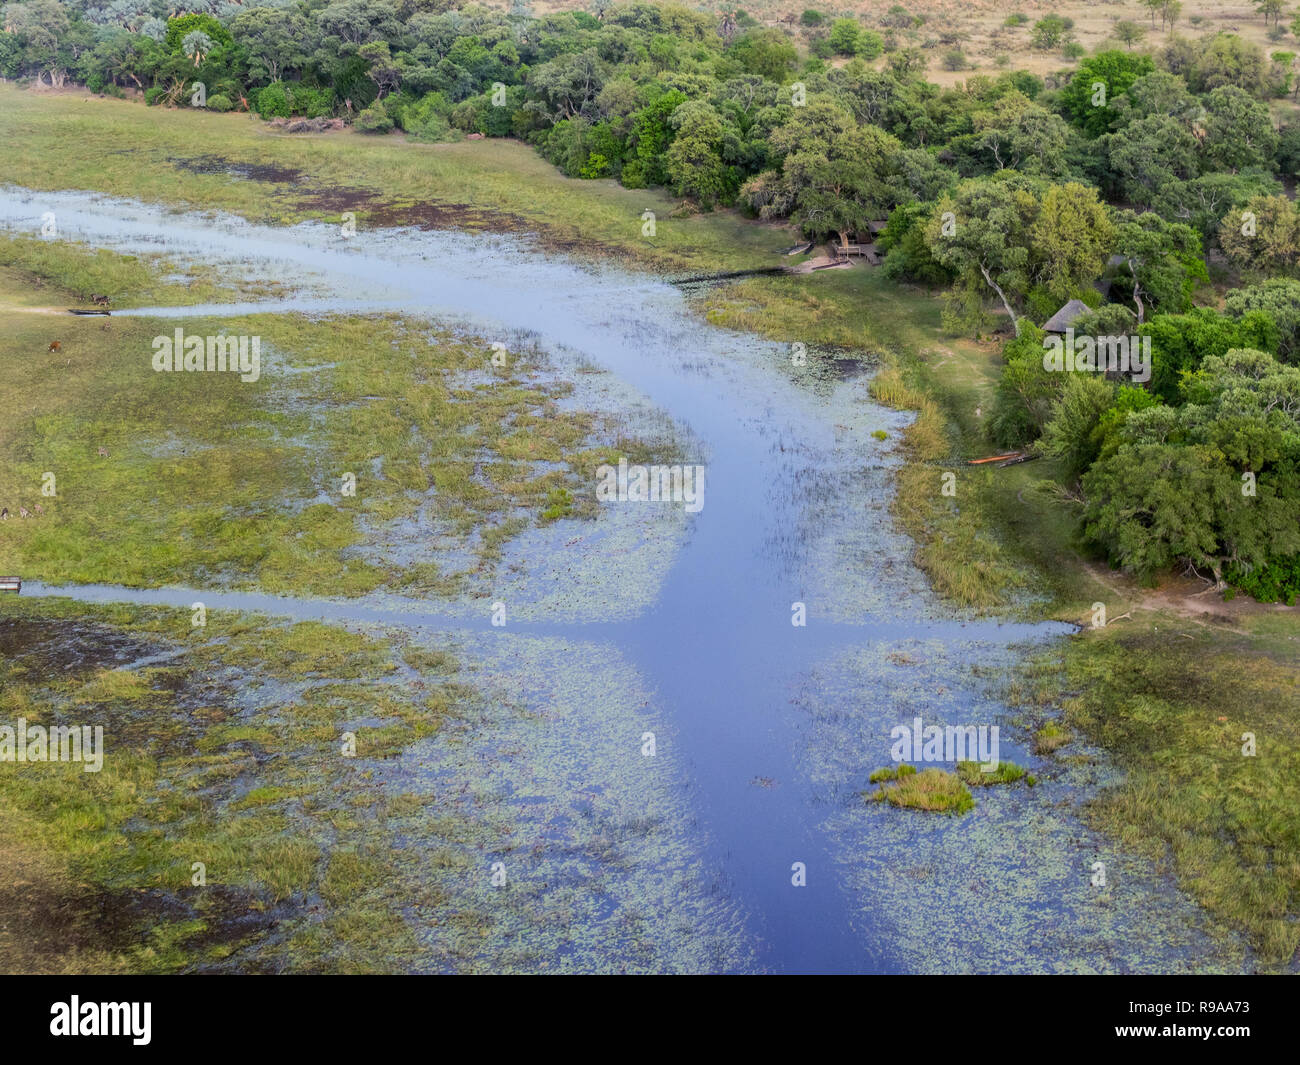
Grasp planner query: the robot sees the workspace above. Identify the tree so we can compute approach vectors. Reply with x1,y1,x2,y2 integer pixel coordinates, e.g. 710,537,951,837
1116,70,1198,125
163,12,231,55
181,30,212,66
727,28,797,81
3,0,72,87
1112,209,1207,322
621,90,686,187
972,92,1075,177
526,49,605,122
1256,0,1286,27
989,324,1062,444
1218,194,1300,277
886,47,926,81
1190,32,1269,96
828,18,860,56
1200,85,1279,172
1041,373,1117,479
925,172,1044,336
742,99,901,248
360,41,401,98
1029,182,1115,303
1030,15,1072,51
1103,114,1200,211
665,99,734,207
316,0,402,53
1139,307,1279,402
231,7,316,85
1224,278,1300,360
1082,348,1300,586
1115,21,1146,50
1060,51,1155,137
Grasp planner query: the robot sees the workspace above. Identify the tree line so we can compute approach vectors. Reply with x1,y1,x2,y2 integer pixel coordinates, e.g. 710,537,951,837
3,0,1299,597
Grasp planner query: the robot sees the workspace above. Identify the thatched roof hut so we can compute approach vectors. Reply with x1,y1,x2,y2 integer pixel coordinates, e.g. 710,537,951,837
1042,299,1090,334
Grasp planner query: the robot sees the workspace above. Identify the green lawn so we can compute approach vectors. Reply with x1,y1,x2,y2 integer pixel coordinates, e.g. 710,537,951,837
0,86,788,275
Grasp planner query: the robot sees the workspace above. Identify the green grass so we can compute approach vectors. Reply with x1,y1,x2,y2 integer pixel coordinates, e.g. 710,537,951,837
1023,613,1300,965
956,760,1034,786
868,767,975,815
1033,720,1073,754
0,238,660,596
868,762,918,783
0,234,285,310
0,86,788,275
0,595,473,973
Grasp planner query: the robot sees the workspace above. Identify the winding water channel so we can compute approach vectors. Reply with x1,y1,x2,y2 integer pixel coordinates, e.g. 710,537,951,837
1,188,1251,972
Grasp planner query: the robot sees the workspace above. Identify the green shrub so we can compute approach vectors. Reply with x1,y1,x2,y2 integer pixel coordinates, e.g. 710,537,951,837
856,29,885,60
289,85,334,118
404,91,456,141
207,93,233,112
355,102,394,133
942,49,967,71
1226,554,1300,604
255,82,291,119
579,152,612,179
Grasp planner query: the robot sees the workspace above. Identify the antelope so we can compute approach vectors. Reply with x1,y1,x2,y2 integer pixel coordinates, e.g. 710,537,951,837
0,508,7,521
91,294,111,306
18,506,29,518
48,341,61,352
33,503,43,515
97,446,108,457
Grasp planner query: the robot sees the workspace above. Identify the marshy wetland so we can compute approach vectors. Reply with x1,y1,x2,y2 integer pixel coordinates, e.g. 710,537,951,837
0,89,1296,975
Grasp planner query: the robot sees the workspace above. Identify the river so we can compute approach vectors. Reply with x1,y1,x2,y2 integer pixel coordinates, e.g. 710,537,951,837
0,187,1250,972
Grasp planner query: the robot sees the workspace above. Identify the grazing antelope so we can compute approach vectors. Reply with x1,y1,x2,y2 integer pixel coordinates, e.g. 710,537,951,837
33,503,44,515
91,294,111,306
0,508,7,521
98,446,108,457
18,506,29,519
48,341,61,352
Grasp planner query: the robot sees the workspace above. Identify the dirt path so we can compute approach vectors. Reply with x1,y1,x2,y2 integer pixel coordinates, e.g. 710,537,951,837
1083,561,1292,633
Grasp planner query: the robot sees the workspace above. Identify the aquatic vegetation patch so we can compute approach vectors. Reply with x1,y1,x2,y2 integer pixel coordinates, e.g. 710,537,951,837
868,763,917,784
803,642,1248,973
956,760,1035,787
867,767,975,815
0,244,670,600
1020,616,1300,966
0,235,252,309
0,599,473,973
1033,720,1073,755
